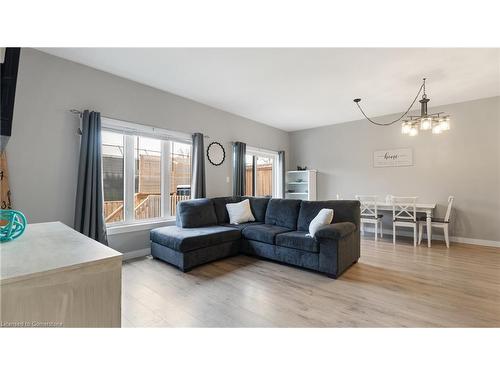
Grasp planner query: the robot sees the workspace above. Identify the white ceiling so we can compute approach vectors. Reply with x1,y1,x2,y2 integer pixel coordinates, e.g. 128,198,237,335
38,48,500,131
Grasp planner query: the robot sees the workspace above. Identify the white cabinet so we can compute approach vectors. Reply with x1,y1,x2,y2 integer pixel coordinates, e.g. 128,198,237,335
0,222,122,327
285,170,317,201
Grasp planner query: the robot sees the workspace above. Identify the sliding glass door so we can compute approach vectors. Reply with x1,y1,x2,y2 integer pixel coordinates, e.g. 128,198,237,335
244,147,280,198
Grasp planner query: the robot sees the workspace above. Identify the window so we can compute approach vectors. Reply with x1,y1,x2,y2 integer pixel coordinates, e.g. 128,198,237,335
170,141,192,210
134,136,161,221
102,132,124,224
245,147,280,198
101,119,192,226
244,154,255,196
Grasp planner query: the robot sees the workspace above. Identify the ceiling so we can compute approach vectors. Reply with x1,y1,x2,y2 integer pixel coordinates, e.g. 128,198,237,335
38,48,500,131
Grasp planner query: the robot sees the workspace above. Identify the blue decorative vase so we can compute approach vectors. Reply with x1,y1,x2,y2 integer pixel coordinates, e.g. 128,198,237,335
0,209,27,242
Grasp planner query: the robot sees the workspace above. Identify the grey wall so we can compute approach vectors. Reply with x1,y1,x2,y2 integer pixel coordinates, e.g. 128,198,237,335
7,48,499,251
290,96,500,242
7,48,289,253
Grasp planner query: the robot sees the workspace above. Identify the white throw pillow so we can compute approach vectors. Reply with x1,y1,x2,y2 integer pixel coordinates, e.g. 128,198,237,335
226,199,256,225
308,208,334,237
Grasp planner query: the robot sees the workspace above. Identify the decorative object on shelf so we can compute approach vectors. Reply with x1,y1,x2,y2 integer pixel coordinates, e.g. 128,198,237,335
0,209,27,242
353,78,450,137
285,170,317,201
296,166,308,171
206,141,225,166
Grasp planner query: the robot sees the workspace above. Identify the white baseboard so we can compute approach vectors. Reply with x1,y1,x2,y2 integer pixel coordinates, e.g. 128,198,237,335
122,247,151,261
361,227,500,248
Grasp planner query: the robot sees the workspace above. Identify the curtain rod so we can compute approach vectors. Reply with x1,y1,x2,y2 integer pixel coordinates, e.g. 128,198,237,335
69,109,210,138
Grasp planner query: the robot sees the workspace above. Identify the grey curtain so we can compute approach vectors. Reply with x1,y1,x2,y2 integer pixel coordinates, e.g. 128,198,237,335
232,142,246,196
74,110,108,245
191,132,206,198
278,150,286,198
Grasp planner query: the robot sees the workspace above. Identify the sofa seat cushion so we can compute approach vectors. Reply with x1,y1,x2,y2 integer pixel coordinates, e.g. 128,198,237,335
222,222,263,231
150,225,241,253
275,231,319,253
241,224,292,245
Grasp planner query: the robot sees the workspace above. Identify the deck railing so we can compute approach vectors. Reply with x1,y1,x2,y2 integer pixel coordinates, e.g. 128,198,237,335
170,193,190,216
104,193,191,223
104,201,124,223
135,194,161,220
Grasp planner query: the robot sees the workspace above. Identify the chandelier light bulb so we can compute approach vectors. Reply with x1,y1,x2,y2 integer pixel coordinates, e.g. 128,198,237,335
420,117,433,130
409,127,418,137
440,117,451,131
432,123,443,134
401,121,411,134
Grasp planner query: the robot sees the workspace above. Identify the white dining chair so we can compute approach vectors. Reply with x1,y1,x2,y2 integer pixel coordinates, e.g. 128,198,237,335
418,196,454,248
392,196,418,246
356,195,383,241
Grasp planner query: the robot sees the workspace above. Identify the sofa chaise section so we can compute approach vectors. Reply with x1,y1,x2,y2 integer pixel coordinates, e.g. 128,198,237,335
150,225,241,272
151,196,270,271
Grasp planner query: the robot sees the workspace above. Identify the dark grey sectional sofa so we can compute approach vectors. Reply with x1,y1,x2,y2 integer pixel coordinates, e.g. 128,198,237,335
150,196,360,278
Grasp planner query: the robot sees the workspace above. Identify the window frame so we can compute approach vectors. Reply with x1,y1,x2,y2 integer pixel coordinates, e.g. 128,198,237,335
245,146,281,198
101,117,192,232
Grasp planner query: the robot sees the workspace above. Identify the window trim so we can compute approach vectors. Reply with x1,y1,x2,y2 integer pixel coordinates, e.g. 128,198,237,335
101,117,192,229
106,218,176,235
102,117,191,143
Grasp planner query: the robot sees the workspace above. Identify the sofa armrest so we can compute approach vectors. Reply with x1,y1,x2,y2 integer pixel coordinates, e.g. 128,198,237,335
315,222,356,241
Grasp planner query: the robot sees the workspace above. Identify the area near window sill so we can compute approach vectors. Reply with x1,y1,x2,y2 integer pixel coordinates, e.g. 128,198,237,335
106,218,175,235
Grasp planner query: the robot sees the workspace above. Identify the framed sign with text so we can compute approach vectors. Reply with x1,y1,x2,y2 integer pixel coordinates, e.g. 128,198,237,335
373,148,413,168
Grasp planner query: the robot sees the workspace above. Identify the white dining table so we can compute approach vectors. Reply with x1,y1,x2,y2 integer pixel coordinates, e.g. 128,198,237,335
375,202,437,247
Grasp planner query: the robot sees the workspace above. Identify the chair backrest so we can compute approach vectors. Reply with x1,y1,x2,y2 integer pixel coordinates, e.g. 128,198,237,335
444,196,455,222
391,196,417,222
355,195,378,218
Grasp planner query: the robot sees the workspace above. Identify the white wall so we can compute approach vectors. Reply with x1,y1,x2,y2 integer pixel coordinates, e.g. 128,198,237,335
290,96,500,243
7,49,289,253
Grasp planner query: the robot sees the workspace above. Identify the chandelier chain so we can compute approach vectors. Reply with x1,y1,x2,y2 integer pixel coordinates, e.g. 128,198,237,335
354,80,426,126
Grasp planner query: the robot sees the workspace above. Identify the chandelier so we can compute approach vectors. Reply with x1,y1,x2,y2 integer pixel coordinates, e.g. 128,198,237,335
353,78,450,136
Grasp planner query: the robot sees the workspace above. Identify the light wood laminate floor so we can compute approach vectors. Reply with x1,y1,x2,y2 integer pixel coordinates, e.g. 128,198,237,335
122,237,500,327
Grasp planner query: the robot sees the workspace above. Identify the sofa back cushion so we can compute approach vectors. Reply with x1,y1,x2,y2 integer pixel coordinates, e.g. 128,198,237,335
264,198,302,230
212,196,242,224
176,198,218,228
242,196,270,223
298,200,360,231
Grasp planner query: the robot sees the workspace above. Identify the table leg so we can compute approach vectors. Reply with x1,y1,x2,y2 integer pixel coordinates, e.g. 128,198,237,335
426,210,432,248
